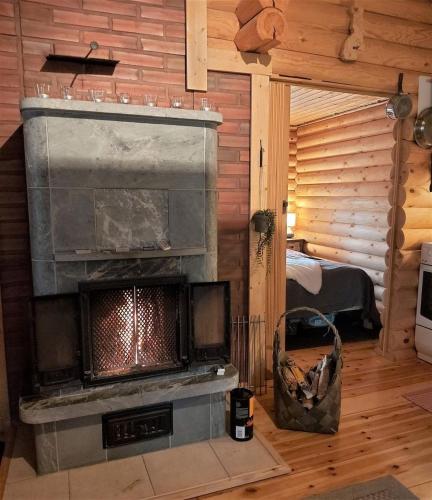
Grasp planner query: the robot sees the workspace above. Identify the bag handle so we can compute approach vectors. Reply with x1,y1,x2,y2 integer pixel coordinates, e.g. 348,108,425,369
275,307,342,354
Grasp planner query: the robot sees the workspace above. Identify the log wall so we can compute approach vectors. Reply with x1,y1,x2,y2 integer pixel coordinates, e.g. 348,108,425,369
207,0,432,94
383,119,432,359
294,104,392,313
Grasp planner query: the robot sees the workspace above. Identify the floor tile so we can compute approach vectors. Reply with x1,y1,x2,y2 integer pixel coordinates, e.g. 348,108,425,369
6,425,37,483
143,441,228,495
69,455,154,500
3,471,69,500
210,435,278,477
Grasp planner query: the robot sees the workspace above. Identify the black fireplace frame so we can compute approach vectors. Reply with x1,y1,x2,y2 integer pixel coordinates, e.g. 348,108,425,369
79,276,189,387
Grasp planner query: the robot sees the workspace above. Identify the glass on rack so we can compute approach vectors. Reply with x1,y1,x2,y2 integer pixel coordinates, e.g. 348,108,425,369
35,82,51,98
170,96,183,109
88,89,106,103
200,98,213,111
61,85,74,100
118,93,130,104
144,95,158,107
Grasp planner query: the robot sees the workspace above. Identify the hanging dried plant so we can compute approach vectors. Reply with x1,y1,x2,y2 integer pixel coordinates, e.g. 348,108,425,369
252,209,276,274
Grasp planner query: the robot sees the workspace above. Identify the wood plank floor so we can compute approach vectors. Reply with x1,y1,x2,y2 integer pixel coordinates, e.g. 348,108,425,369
208,340,432,499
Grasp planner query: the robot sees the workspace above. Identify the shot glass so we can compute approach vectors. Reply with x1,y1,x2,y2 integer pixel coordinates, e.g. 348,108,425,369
61,85,74,100
35,82,51,98
200,98,213,111
88,89,106,103
170,96,183,109
118,93,130,104
144,95,158,107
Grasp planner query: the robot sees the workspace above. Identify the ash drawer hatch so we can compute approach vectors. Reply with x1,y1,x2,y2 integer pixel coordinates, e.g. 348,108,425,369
102,403,173,448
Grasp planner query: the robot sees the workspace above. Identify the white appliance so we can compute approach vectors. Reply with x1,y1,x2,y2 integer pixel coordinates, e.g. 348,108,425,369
415,242,432,363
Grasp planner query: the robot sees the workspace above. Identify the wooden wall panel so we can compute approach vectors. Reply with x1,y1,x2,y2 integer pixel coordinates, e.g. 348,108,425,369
207,0,432,94
294,104,392,314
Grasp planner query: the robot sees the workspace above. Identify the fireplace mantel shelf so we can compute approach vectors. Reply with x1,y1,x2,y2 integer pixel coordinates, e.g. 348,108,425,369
20,98,223,125
20,364,238,425
54,247,206,262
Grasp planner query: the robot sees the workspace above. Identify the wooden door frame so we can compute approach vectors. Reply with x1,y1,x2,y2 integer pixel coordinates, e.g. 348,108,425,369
184,1,410,365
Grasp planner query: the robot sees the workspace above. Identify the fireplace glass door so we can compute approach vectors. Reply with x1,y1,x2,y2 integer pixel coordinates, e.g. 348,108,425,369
80,277,187,385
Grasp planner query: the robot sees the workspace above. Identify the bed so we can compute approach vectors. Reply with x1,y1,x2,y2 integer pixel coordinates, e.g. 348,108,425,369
285,249,380,328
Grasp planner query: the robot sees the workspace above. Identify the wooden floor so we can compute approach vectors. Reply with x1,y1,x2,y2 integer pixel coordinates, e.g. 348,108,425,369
209,340,432,499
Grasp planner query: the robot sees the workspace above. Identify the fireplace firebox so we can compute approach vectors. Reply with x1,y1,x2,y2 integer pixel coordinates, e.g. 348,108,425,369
30,276,230,391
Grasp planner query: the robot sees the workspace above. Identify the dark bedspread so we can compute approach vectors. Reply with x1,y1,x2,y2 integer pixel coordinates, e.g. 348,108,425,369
286,257,380,326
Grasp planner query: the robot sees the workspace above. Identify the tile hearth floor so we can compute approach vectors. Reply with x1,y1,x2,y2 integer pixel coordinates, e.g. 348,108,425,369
3,424,290,500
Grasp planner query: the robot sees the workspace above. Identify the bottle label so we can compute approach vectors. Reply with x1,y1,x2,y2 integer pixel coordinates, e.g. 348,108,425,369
235,426,246,439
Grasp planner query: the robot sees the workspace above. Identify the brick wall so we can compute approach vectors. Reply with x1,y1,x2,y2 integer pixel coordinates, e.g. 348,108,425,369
0,0,250,413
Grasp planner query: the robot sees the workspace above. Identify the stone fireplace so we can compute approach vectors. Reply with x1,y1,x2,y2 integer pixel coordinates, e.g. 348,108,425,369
19,99,238,474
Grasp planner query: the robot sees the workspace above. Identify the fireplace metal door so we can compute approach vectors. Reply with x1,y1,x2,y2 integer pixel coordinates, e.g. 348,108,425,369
80,277,188,386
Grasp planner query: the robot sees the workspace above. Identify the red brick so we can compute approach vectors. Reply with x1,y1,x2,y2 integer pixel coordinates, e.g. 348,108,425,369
217,107,250,120
165,54,184,71
218,76,250,92
218,149,239,162
23,54,46,72
198,91,239,107
219,135,249,148
0,106,20,122
141,38,184,55
22,39,51,55
239,150,249,162
0,17,16,35
113,65,139,80
53,43,109,58
217,177,239,189
164,22,185,39
166,0,184,8
0,53,16,70
0,35,17,53
114,81,167,98
0,89,19,105
82,31,138,49
80,78,114,92
0,70,20,88
141,69,184,86
113,18,163,37
83,0,137,16
239,122,249,134
217,122,240,135
217,204,238,215
22,20,79,41
28,0,81,7
218,191,248,204
140,6,184,22
0,2,14,17
239,203,249,214
53,9,109,29
133,0,163,4
218,162,249,175
20,2,51,22
112,50,164,69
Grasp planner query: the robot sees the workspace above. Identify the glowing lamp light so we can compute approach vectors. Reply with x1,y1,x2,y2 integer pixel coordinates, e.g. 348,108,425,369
287,212,296,239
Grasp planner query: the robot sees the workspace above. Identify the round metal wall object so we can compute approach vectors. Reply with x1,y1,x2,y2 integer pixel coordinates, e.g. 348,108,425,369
385,94,413,120
414,107,432,149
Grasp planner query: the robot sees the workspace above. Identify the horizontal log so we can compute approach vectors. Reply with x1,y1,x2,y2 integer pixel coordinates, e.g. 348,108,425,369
297,118,393,150
289,129,297,142
297,165,392,185
296,181,391,198
388,207,432,229
288,167,297,180
387,329,415,352
235,0,273,24
207,0,241,13
271,48,421,95
297,133,394,161
321,0,432,27
385,308,417,331
296,196,390,212
383,288,417,309
296,149,392,173
360,266,385,287
289,155,297,167
279,20,432,74
234,7,286,53
388,184,432,208
385,249,421,270
389,227,432,251
208,8,240,40
376,300,384,314
297,230,388,256
287,180,296,191
384,269,419,289
287,202,296,213
298,219,386,242
393,140,431,164
297,103,386,137
392,118,415,142
305,242,387,271
297,207,388,227
390,161,431,188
